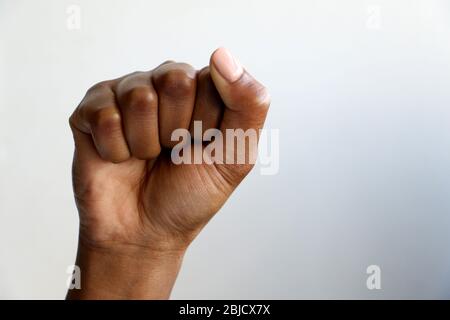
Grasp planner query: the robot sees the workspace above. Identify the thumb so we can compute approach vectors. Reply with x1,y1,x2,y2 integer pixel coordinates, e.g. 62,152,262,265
209,47,271,132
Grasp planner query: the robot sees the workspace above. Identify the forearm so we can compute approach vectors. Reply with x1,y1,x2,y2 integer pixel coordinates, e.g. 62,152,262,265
66,241,185,300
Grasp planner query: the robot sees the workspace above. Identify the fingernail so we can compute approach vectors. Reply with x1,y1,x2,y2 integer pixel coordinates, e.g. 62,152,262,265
212,47,243,83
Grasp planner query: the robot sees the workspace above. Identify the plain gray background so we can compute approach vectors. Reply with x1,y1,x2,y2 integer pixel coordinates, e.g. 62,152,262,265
1,0,450,299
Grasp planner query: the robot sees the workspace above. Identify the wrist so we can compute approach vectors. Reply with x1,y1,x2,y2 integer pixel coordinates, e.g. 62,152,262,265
66,240,186,300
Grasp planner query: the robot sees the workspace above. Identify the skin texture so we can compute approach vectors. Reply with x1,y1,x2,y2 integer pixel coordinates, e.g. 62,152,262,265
67,48,270,299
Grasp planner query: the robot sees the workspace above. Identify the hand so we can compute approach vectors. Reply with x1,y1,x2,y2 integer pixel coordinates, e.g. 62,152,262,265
67,48,270,299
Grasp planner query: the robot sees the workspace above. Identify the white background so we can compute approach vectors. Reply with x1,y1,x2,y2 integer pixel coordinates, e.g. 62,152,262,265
1,0,450,299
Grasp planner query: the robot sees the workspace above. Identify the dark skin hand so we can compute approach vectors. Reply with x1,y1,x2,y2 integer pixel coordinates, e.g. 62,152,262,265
67,48,271,299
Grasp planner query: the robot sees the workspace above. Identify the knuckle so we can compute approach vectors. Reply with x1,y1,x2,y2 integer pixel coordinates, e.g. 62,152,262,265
68,112,82,133
246,82,271,110
256,87,271,109
197,66,210,81
91,107,121,132
156,67,196,97
87,81,110,94
68,113,76,128
161,60,175,65
228,79,271,113
126,86,157,113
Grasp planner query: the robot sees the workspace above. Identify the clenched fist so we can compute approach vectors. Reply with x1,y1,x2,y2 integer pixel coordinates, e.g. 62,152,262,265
67,48,270,299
